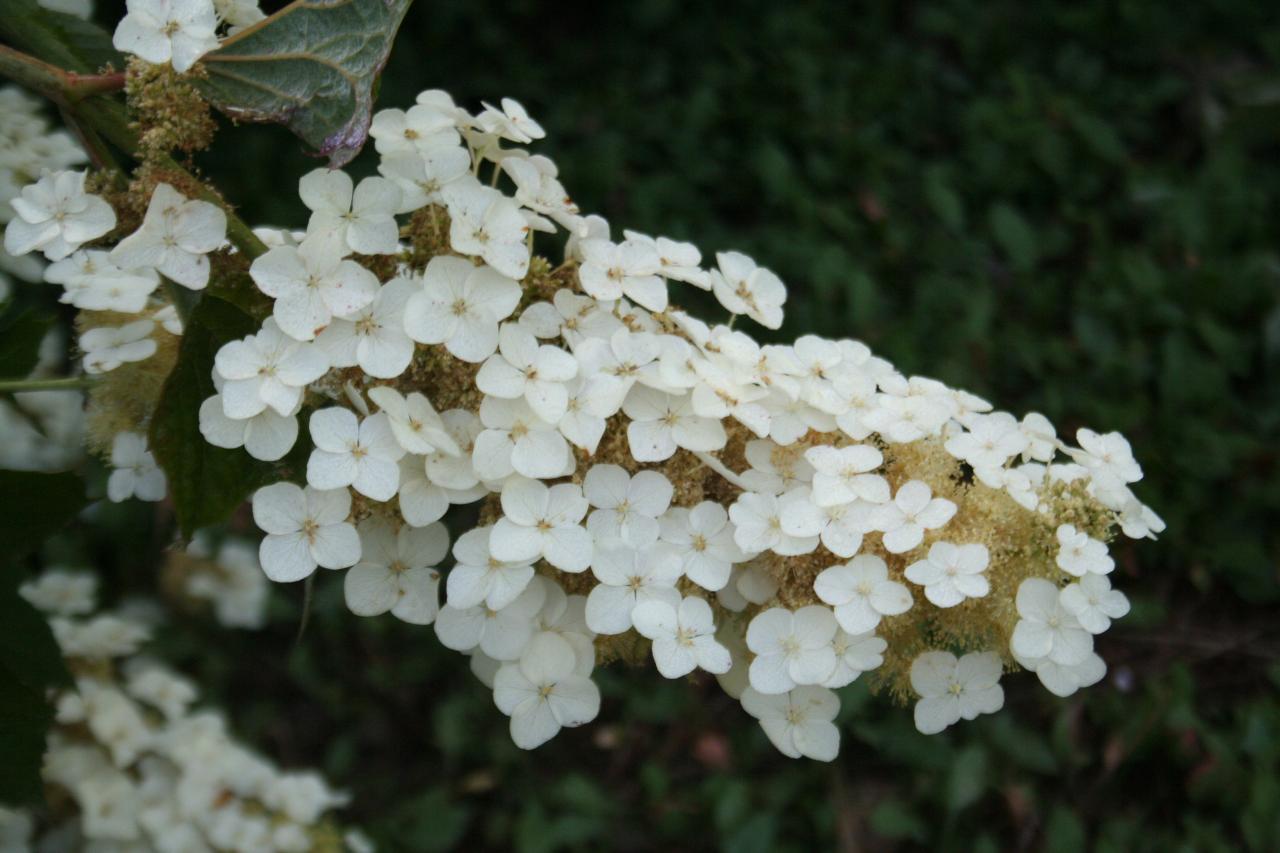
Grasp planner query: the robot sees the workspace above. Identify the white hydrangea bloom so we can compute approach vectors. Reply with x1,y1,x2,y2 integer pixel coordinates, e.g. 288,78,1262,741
745,605,839,694
4,170,115,261
250,232,379,341
213,319,329,419
1055,524,1115,576
435,578,545,659
306,409,405,501
112,0,220,73
632,596,731,679
198,389,299,462
344,520,447,624
584,543,682,635
45,250,159,312
366,386,458,457
299,169,402,255
445,526,535,611
476,323,579,422
709,250,786,329
872,480,957,553
813,554,913,634
1060,574,1130,634
81,319,156,374
315,277,418,378
493,632,600,749
252,483,359,582
442,179,529,279
403,255,522,362
472,396,570,480
904,542,991,607
490,476,591,572
107,432,166,503
1010,578,1093,666
111,183,225,290
582,464,672,547
658,502,744,591
824,630,886,688
740,685,840,761
910,651,1005,734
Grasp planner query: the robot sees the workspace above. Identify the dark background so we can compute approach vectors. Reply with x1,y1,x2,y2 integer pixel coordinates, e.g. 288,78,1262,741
84,0,1280,849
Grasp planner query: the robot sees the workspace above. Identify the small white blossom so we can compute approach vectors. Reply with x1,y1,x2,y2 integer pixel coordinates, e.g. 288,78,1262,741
81,319,156,374
198,391,298,462
306,409,405,501
944,412,1029,470
445,526,535,611
1010,578,1093,666
813,554,913,634
250,232,379,341
490,477,592,572
904,542,991,607
1060,574,1130,634
476,323,579,422
804,444,887,506
106,432,166,503
478,97,546,144
111,183,225,290
403,255,522,362
314,277,417,378
435,578,546,660
872,480,957,553
745,605,839,694
442,180,529,279
213,319,329,418
910,651,1005,734
709,250,786,329
366,386,459,456
583,464,673,547
45,250,158,312
493,632,600,750
252,483,359,582
472,395,571,481
622,386,727,462
112,0,219,72
824,630,886,688
740,686,840,761
343,520,447,624
730,491,818,556
299,169,402,255
632,596,731,679
1055,524,1114,576
658,502,744,591
4,170,115,261
585,544,682,635
578,238,666,312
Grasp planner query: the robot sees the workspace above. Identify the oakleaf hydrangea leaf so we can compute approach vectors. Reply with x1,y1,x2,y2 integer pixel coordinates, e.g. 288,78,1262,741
197,0,415,166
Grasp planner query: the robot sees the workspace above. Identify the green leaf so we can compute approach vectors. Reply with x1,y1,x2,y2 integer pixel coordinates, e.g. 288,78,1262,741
0,575,70,806
989,202,1039,272
0,470,87,558
197,0,416,167
0,307,53,379
924,166,965,230
149,294,275,538
944,744,987,815
0,0,123,74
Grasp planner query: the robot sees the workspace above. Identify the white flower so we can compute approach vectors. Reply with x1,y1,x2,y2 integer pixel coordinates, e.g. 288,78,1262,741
249,232,379,341
490,477,592,572
1019,412,1058,461
198,392,298,462
19,570,97,616
813,554,913,634
476,323,579,421
366,386,459,456
623,229,710,288
578,238,667,312
343,520,447,624
493,632,600,749
729,492,818,556
1017,651,1107,698
824,630,886,688
556,375,610,453
299,169,402,255
740,686,840,761
107,432,166,502
213,319,329,418
213,0,265,31
583,464,673,547
803,444,887,506
314,277,417,378
306,409,405,501
632,596,731,679
585,544,683,635
1055,524,1114,576
572,327,661,412
377,145,472,210
370,103,461,156
111,183,225,290
745,605,839,694
1071,428,1142,488
709,250,786,329
944,412,1029,470
477,98,546,144
658,502,744,591
435,578,546,659
909,651,1005,734
252,483,360,582
1060,574,1130,634
112,0,219,73
472,396,571,481
45,250,159,312
422,409,483,491
403,255,522,362
4,170,115,261
778,490,874,559
81,319,156,374
396,456,448,526
872,480,957,553
442,180,529,279
445,526,535,610
904,542,991,607
502,156,579,226
622,386,727,462
520,287,622,346
1010,578,1093,666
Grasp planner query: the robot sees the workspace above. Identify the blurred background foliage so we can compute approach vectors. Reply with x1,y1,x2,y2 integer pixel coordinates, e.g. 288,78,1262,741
57,0,1280,848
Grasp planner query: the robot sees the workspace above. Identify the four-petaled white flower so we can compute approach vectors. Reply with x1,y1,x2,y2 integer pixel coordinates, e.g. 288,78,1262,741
583,464,673,547
344,519,448,624
403,255,522,362
904,542,991,607
622,386,727,462
4,170,115,261
250,232,380,341
81,319,156,374
585,544,682,635
490,477,592,572
435,579,546,659
476,323,579,422
1060,574,1130,634
442,180,529,280
825,630,886,688
306,409,405,501
198,390,298,462
213,319,329,419
910,651,1005,734
804,444,888,506
730,492,819,556
1010,578,1093,666
367,386,459,456
315,277,417,378
710,250,786,329
112,0,220,73
578,238,666,312
493,632,599,750
472,395,571,481
252,483,360,582
745,605,839,694
740,686,840,761
872,480,957,553
45,250,159,312
478,98,546,144
813,554,913,634
1055,524,1114,576
111,183,225,290
445,526,535,611
944,412,1029,471
658,502,744,591
632,596,732,679
299,169,402,255
107,432,166,503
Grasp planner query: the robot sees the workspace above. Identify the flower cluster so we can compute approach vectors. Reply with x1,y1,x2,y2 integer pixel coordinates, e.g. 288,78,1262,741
7,1,1164,760
3,569,361,852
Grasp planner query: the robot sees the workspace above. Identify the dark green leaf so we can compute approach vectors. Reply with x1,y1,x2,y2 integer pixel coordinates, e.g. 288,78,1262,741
149,294,274,538
197,0,416,166
989,203,1039,272
0,0,123,74
0,307,53,379
0,470,87,558
944,744,987,814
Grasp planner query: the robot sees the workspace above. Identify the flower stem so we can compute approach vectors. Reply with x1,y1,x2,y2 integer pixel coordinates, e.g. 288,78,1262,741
0,376,95,393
